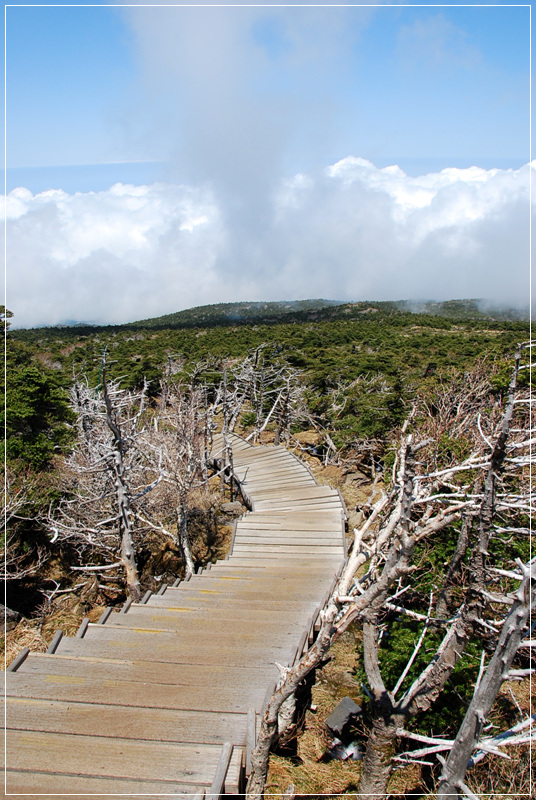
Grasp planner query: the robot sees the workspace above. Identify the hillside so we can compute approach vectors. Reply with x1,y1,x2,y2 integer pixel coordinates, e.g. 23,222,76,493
128,298,345,329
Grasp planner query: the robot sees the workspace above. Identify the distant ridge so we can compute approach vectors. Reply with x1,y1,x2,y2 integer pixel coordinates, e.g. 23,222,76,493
125,298,528,331
19,298,528,333
128,299,345,329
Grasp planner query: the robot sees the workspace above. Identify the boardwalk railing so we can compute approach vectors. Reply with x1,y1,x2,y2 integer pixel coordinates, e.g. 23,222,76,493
4,433,346,798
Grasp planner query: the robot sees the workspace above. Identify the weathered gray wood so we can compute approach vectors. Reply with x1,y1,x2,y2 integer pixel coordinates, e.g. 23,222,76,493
53,633,297,667
76,617,90,637
120,597,133,613
7,670,271,714
141,589,153,603
206,741,233,800
246,707,256,776
4,770,217,799
98,607,113,624
6,696,249,745
292,630,309,665
5,729,243,790
6,647,29,672
156,583,168,595
45,630,63,653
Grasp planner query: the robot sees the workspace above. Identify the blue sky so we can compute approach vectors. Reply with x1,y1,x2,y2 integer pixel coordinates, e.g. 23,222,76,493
2,2,533,326
4,2,530,190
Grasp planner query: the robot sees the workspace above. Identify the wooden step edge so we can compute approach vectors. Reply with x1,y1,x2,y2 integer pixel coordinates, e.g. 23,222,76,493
76,618,90,638
6,647,30,672
120,598,133,614
206,741,233,800
246,707,256,777
98,607,113,624
46,630,64,653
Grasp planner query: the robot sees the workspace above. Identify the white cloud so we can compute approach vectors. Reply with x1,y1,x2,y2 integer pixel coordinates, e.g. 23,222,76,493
4,159,531,328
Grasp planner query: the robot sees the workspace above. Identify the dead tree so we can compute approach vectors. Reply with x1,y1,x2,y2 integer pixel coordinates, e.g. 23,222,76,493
436,559,535,799
47,363,160,601
246,343,532,800
214,347,306,443
140,379,211,579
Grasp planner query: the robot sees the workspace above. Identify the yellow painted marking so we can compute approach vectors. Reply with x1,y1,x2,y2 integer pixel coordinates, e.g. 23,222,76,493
109,627,165,635
45,675,85,685
16,734,42,744
198,590,221,595
7,697,42,705
150,610,193,618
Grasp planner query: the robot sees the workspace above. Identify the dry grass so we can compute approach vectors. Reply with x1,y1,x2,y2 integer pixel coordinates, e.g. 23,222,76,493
2,595,107,669
465,745,533,799
266,629,365,797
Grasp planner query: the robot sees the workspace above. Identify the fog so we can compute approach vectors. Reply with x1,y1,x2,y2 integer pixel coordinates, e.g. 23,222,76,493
6,158,531,328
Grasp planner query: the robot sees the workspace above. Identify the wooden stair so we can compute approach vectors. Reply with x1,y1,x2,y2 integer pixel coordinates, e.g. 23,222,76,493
3,434,346,798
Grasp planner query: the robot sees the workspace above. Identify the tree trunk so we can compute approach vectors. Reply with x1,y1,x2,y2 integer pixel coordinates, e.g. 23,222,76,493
246,608,339,799
120,520,141,602
356,712,405,800
115,453,141,602
435,513,472,620
102,361,142,602
437,564,535,800
177,500,195,579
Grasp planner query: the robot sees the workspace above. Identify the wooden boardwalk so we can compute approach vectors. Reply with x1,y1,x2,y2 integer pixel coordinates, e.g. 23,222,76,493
3,434,346,798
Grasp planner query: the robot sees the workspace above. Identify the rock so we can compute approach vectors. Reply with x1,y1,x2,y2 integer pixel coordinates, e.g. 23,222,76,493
0,604,21,631
220,501,244,517
325,696,362,737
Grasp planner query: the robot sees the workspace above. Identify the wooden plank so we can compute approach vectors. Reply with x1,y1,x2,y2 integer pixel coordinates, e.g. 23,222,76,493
12,653,280,689
249,484,335,495
246,707,256,776
248,486,319,496
167,577,337,594
199,557,343,572
120,598,133,613
237,516,341,525
106,602,315,620
206,741,233,800
5,696,248,745
45,631,63,654
143,597,317,613
98,607,113,624
243,469,313,481
235,534,342,545
5,731,243,791
51,633,298,667
4,770,218,799
251,495,338,504
7,671,271,715
235,532,342,542
257,495,340,505
102,610,312,632
236,520,341,529
6,647,29,672
76,617,90,637
232,546,343,556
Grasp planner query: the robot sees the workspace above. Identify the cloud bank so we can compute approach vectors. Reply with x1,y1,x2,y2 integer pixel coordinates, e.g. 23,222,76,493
5,158,531,328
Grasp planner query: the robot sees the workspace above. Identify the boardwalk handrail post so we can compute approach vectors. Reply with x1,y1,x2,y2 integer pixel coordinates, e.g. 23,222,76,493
206,741,233,800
